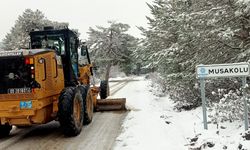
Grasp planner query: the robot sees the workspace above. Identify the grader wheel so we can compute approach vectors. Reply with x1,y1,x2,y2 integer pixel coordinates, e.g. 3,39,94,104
0,124,12,137
100,80,109,99
79,86,94,125
58,87,84,136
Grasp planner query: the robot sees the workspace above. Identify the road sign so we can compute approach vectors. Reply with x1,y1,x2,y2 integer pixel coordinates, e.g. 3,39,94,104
196,62,250,131
196,63,250,78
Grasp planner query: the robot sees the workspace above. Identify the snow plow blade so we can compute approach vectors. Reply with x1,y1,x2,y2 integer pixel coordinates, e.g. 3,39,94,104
96,98,126,111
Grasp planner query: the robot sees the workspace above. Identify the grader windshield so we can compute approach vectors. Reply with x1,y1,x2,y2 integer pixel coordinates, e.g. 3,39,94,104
31,34,66,55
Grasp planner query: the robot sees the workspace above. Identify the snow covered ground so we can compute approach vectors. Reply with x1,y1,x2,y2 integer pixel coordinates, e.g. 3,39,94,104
112,76,250,150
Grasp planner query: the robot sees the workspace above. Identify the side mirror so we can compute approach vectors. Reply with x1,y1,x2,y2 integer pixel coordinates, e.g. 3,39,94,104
93,66,98,71
81,45,87,56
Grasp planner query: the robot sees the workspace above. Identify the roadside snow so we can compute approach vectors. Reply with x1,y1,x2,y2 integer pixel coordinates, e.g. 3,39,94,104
113,76,250,150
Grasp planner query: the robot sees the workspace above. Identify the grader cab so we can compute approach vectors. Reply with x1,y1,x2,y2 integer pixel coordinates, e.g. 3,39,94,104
0,27,126,137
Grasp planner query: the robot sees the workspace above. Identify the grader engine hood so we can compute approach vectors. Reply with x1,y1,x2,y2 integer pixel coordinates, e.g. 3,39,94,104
0,49,50,94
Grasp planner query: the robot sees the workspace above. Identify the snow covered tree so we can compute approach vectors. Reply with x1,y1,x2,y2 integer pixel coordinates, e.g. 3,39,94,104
2,9,68,50
138,0,250,111
0,42,3,49
210,89,244,123
87,21,138,80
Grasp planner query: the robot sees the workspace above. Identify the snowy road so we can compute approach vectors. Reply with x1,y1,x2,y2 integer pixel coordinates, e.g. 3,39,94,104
2,76,247,150
1,112,126,150
0,79,130,150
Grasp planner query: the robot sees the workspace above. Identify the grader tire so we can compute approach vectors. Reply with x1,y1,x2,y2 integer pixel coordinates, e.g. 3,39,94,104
58,87,84,136
100,80,109,99
78,86,94,125
0,124,12,137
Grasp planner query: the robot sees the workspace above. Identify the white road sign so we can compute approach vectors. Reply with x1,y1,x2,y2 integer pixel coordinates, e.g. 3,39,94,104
196,63,250,78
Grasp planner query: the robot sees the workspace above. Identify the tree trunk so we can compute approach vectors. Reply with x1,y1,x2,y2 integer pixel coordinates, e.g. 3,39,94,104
105,62,112,82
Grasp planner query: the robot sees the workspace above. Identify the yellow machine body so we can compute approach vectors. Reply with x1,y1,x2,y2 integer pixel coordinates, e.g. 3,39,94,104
0,50,64,125
0,50,125,126
78,64,126,111
0,28,126,135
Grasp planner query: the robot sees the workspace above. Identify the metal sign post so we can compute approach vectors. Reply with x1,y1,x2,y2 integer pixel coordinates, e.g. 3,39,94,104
200,78,208,129
196,62,250,130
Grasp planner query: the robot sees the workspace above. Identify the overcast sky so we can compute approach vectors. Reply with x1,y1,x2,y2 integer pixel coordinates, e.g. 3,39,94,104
0,0,153,41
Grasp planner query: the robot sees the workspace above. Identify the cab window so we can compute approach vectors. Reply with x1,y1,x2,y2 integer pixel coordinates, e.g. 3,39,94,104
31,34,65,55
70,36,78,78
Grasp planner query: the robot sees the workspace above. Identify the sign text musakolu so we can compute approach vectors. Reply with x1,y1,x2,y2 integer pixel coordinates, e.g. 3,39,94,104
208,67,248,74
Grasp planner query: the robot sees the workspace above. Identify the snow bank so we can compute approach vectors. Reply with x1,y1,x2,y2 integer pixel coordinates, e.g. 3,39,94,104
112,77,250,150
113,78,188,149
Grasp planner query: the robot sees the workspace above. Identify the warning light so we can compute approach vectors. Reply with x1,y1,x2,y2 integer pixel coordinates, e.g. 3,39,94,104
29,58,34,64
25,58,34,65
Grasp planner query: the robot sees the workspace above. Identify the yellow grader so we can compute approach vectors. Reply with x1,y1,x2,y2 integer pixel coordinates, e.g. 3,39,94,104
0,27,126,137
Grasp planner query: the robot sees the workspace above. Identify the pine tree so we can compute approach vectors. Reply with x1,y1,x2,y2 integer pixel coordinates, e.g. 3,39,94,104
2,9,68,50
0,42,3,49
87,21,138,80
138,0,250,110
